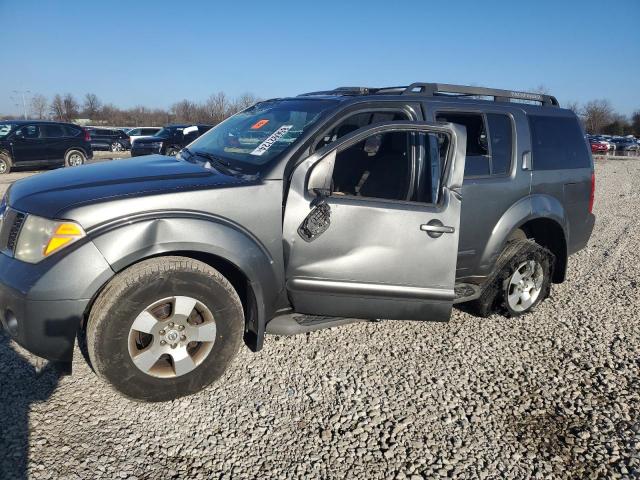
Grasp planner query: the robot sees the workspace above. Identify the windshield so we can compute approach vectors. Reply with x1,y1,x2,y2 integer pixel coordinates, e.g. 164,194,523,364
0,123,17,139
187,99,338,172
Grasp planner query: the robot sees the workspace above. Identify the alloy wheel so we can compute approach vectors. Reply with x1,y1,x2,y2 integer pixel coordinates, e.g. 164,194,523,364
506,260,544,312
69,153,83,166
127,296,217,378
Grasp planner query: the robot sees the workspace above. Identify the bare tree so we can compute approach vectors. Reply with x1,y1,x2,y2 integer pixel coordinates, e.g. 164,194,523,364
530,84,551,95
83,93,102,119
204,92,231,124
232,93,259,113
30,94,48,119
631,111,640,137
171,100,199,123
582,100,614,134
564,101,581,115
62,93,79,121
50,94,65,120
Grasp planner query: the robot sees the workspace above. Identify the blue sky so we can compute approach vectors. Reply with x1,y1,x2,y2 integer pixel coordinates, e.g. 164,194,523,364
0,0,638,115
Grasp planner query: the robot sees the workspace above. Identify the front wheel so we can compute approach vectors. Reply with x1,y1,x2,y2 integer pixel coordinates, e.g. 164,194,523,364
65,149,86,167
110,141,123,152
86,257,245,401
165,147,180,156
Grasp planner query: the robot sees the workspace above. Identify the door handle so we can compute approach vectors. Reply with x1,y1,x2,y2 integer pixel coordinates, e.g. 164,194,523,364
420,220,455,238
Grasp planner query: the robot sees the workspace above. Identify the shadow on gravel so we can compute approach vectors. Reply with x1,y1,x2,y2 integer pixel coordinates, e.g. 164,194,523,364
0,331,60,480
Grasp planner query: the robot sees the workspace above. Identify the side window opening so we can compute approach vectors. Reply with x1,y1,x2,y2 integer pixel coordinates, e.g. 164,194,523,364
328,130,449,204
315,110,409,151
17,125,40,139
436,112,513,178
332,131,411,201
436,113,489,176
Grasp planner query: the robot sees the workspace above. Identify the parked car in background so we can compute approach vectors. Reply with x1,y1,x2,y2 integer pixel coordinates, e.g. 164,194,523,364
87,128,131,152
589,140,608,154
130,124,212,157
127,127,162,146
610,137,639,153
0,120,92,174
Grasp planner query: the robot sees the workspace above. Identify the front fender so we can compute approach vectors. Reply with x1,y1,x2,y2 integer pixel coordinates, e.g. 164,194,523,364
89,215,281,335
479,194,568,275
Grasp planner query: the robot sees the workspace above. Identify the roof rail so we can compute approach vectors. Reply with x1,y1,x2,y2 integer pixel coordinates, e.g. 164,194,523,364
402,83,559,107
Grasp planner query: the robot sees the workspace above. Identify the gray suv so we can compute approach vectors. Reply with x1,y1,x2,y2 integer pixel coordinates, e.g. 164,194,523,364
0,83,595,401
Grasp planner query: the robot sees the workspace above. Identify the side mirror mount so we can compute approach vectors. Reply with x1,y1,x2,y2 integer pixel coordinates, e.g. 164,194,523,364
13,129,23,139
307,150,336,198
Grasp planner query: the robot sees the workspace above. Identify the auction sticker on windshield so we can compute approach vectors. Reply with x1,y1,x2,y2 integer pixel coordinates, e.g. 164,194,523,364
250,125,293,156
251,119,269,130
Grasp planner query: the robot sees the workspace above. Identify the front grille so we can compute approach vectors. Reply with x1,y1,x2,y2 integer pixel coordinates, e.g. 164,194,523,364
0,209,26,254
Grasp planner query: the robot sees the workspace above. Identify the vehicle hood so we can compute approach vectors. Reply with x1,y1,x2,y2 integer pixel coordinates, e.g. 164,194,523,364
7,155,254,219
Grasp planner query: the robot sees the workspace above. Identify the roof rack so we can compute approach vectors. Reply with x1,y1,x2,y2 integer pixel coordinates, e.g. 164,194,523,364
299,83,559,107
401,83,559,107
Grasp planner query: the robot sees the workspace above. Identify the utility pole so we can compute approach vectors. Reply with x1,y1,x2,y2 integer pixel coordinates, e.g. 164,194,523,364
12,89,31,119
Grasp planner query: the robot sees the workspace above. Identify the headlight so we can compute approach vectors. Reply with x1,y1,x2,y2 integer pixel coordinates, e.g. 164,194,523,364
14,215,86,263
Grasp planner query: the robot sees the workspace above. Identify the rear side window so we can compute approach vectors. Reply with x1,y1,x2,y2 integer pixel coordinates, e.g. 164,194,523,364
436,112,513,177
486,114,512,175
529,115,590,170
40,124,65,138
64,125,82,137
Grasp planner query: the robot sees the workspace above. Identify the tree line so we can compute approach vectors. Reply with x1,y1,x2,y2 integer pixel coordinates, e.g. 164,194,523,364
15,92,261,127
3,91,640,136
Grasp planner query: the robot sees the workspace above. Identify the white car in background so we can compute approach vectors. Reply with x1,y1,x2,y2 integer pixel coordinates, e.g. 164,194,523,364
127,127,162,146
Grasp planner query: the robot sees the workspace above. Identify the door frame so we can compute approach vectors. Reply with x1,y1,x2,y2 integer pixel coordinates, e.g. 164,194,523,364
283,120,467,321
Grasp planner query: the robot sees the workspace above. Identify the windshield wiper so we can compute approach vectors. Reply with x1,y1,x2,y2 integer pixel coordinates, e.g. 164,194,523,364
182,148,239,174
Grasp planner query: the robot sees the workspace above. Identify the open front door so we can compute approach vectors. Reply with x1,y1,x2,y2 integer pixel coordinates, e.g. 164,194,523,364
283,121,466,322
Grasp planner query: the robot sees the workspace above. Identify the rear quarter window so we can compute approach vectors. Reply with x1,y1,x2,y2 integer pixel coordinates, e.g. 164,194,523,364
64,125,82,137
529,115,590,170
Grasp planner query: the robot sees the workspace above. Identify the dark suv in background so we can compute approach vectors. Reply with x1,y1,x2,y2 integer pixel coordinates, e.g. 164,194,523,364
130,124,213,157
87,128,131,152
0,120,93,174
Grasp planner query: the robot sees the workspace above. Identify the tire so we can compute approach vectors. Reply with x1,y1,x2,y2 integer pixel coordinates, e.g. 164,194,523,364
165,147,180,156
65,149,86,167
464,240,554,318
0,154,11,174
110,141,123,152
86,257,245,401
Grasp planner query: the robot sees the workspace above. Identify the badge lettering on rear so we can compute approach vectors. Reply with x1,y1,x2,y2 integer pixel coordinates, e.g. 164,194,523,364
250,125,293,156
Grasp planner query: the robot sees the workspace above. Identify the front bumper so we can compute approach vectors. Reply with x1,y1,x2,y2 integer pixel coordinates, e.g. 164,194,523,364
131,145,161,157
0,240,114,362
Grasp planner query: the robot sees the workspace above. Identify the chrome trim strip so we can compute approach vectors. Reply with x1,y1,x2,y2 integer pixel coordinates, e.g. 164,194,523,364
288,277,454,301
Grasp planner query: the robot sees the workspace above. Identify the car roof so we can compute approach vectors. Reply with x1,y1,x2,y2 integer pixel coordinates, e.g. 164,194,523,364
0,120,77,126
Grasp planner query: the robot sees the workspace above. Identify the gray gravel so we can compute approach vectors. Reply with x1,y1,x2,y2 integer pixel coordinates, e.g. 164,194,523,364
1,159,639,479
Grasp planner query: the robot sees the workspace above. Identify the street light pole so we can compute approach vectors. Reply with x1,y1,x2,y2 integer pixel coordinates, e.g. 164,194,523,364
12,90,31,119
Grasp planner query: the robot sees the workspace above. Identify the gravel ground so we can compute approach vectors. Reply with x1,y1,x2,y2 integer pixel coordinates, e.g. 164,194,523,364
1,158,639,479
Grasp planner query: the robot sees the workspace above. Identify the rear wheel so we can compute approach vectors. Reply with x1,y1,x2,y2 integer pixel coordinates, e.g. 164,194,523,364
0,154,11,174
166,147,180,156
86,257,244,401
65,149,86,167
464,240,553,317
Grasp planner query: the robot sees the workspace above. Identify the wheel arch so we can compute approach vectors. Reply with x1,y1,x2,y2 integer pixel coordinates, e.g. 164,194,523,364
480,194,569,284
86,216,282,351
64,146,90,159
